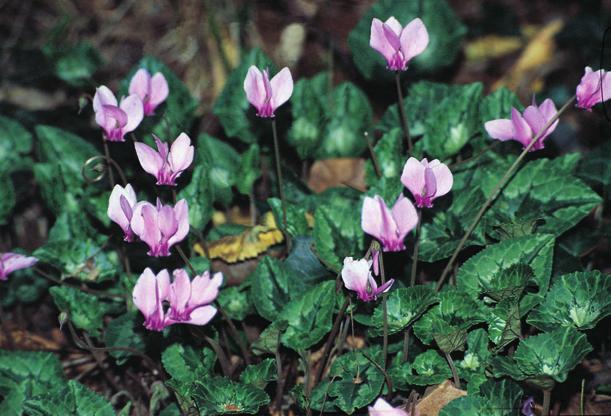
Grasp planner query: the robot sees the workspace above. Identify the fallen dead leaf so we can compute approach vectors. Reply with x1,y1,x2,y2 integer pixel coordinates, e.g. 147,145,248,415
465,34,523,62
416,380,467,416
308,158,366,193
0,328,63,350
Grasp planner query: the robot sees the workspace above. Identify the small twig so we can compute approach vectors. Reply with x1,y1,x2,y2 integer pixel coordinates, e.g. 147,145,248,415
580,378,585,416
394,72,412,154
175,246,197,276
436,95,576,292
364,131,382,178
402,329,410,364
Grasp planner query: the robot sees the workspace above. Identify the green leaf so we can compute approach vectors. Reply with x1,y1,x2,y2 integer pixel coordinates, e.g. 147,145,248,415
0,116,33,173
283,236,330,282
391,350,452,388
457,329,492,393
251,256,295,321
577,140,611,188
213,48,275,143
196,134,241,206
239,358,277,390
0,267,49,308
365,285,438,336
527,271,611,331
49,286,112,332
421,82,483,159
348,0,466,80
43,42,102,86
487,298,522,349
236,144,261,195
0,173,16,224
162,344,215,385
491,327,593,390
24,380,114,416
440,379,523,416
413,288,486,353
310,348,384,414
177,164,213,230
268,197,310,238
103,312,146,365
365,128,404,185
279,280,337,351
287,72,330,159
313,194,365,272
316,82,372,158
483,264,534,302
456,234,555,313
192,377,269,415
418,187,487,262
217,285,253,321
123,56,198,138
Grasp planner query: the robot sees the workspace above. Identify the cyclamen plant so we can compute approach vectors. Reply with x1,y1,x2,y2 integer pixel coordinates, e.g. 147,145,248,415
4,3,611,416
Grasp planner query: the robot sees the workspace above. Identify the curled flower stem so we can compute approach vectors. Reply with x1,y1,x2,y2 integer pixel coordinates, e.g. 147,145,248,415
435,95,576,292
81,155,127,186
313,296,350,388
395,72,412,154
444,351,461,389
271,119,288,232
379,251,389,369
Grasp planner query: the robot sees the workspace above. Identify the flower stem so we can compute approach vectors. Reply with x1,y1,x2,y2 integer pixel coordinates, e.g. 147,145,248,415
379,251,389,369
435,95,576,292
102,139,116,188
410,210,421,287
271,119,288,231
543,388,552,416
395,72,412,154
313,296,350,388
444,351,461,389
364,131,382,178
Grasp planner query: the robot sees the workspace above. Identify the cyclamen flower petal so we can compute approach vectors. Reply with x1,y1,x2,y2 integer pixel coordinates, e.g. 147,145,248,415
108,184,138,241
132,268,171,331
369,398,410,416
129,68,170,116
361,194,418,252
130,199,189,257
244,66,293,118
576,66,611,111
521,396,535,416
132,267,222,332
0,252,38,281
370,17,429,71
168,269,222,325
401,157,453,208
93,86,144,142
134,133,194,186
341,257,394,302
484,98,558,151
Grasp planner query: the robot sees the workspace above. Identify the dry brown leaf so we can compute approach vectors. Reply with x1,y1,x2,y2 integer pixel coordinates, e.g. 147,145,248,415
492,19,564,94
308,158,366,193
465,35,522,62
0,328,62,350
194,212,284,264
416,380,467,416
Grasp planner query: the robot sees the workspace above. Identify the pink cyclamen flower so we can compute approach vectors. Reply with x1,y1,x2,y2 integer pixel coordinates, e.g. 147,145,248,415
341,257,394,302
133,268,171,331
130,199,189,257
0,252,38,281
484,98,558,151
370,17,429,71
401,157,453,208
108,184,138,242
576,66,611,111
361,194,418,252
129,68,169,116
93,86,144,142
134,133,194,186
243,66,293,118
369,398,411,416
168,269,222,325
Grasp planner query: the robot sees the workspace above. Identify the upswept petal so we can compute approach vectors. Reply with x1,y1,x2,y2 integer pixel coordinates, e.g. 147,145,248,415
244,66,267,109
107,184,136,231
391,195,418,236
270,67,294,110
370,18,397,63
93,86,117,111
376,278,395,296
1,253,38,277
129,69,151,101
168,199,189,247
156,269,171,301
158,205,179,239
135,142,164,177
399,17,429,63
101,105,128,128
120,94,144,133
169,133,194,173
382,22,402,51
149,72,169,107
361,196,385,241
368,397,409,416
400,157,426,198
186,305,218,325
384,16,403,35
190,271,223,306
430,160,453,197
511,107,532,147
170,269,191,315
341,257,370,295
484,119,514,141
132,268,158,317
